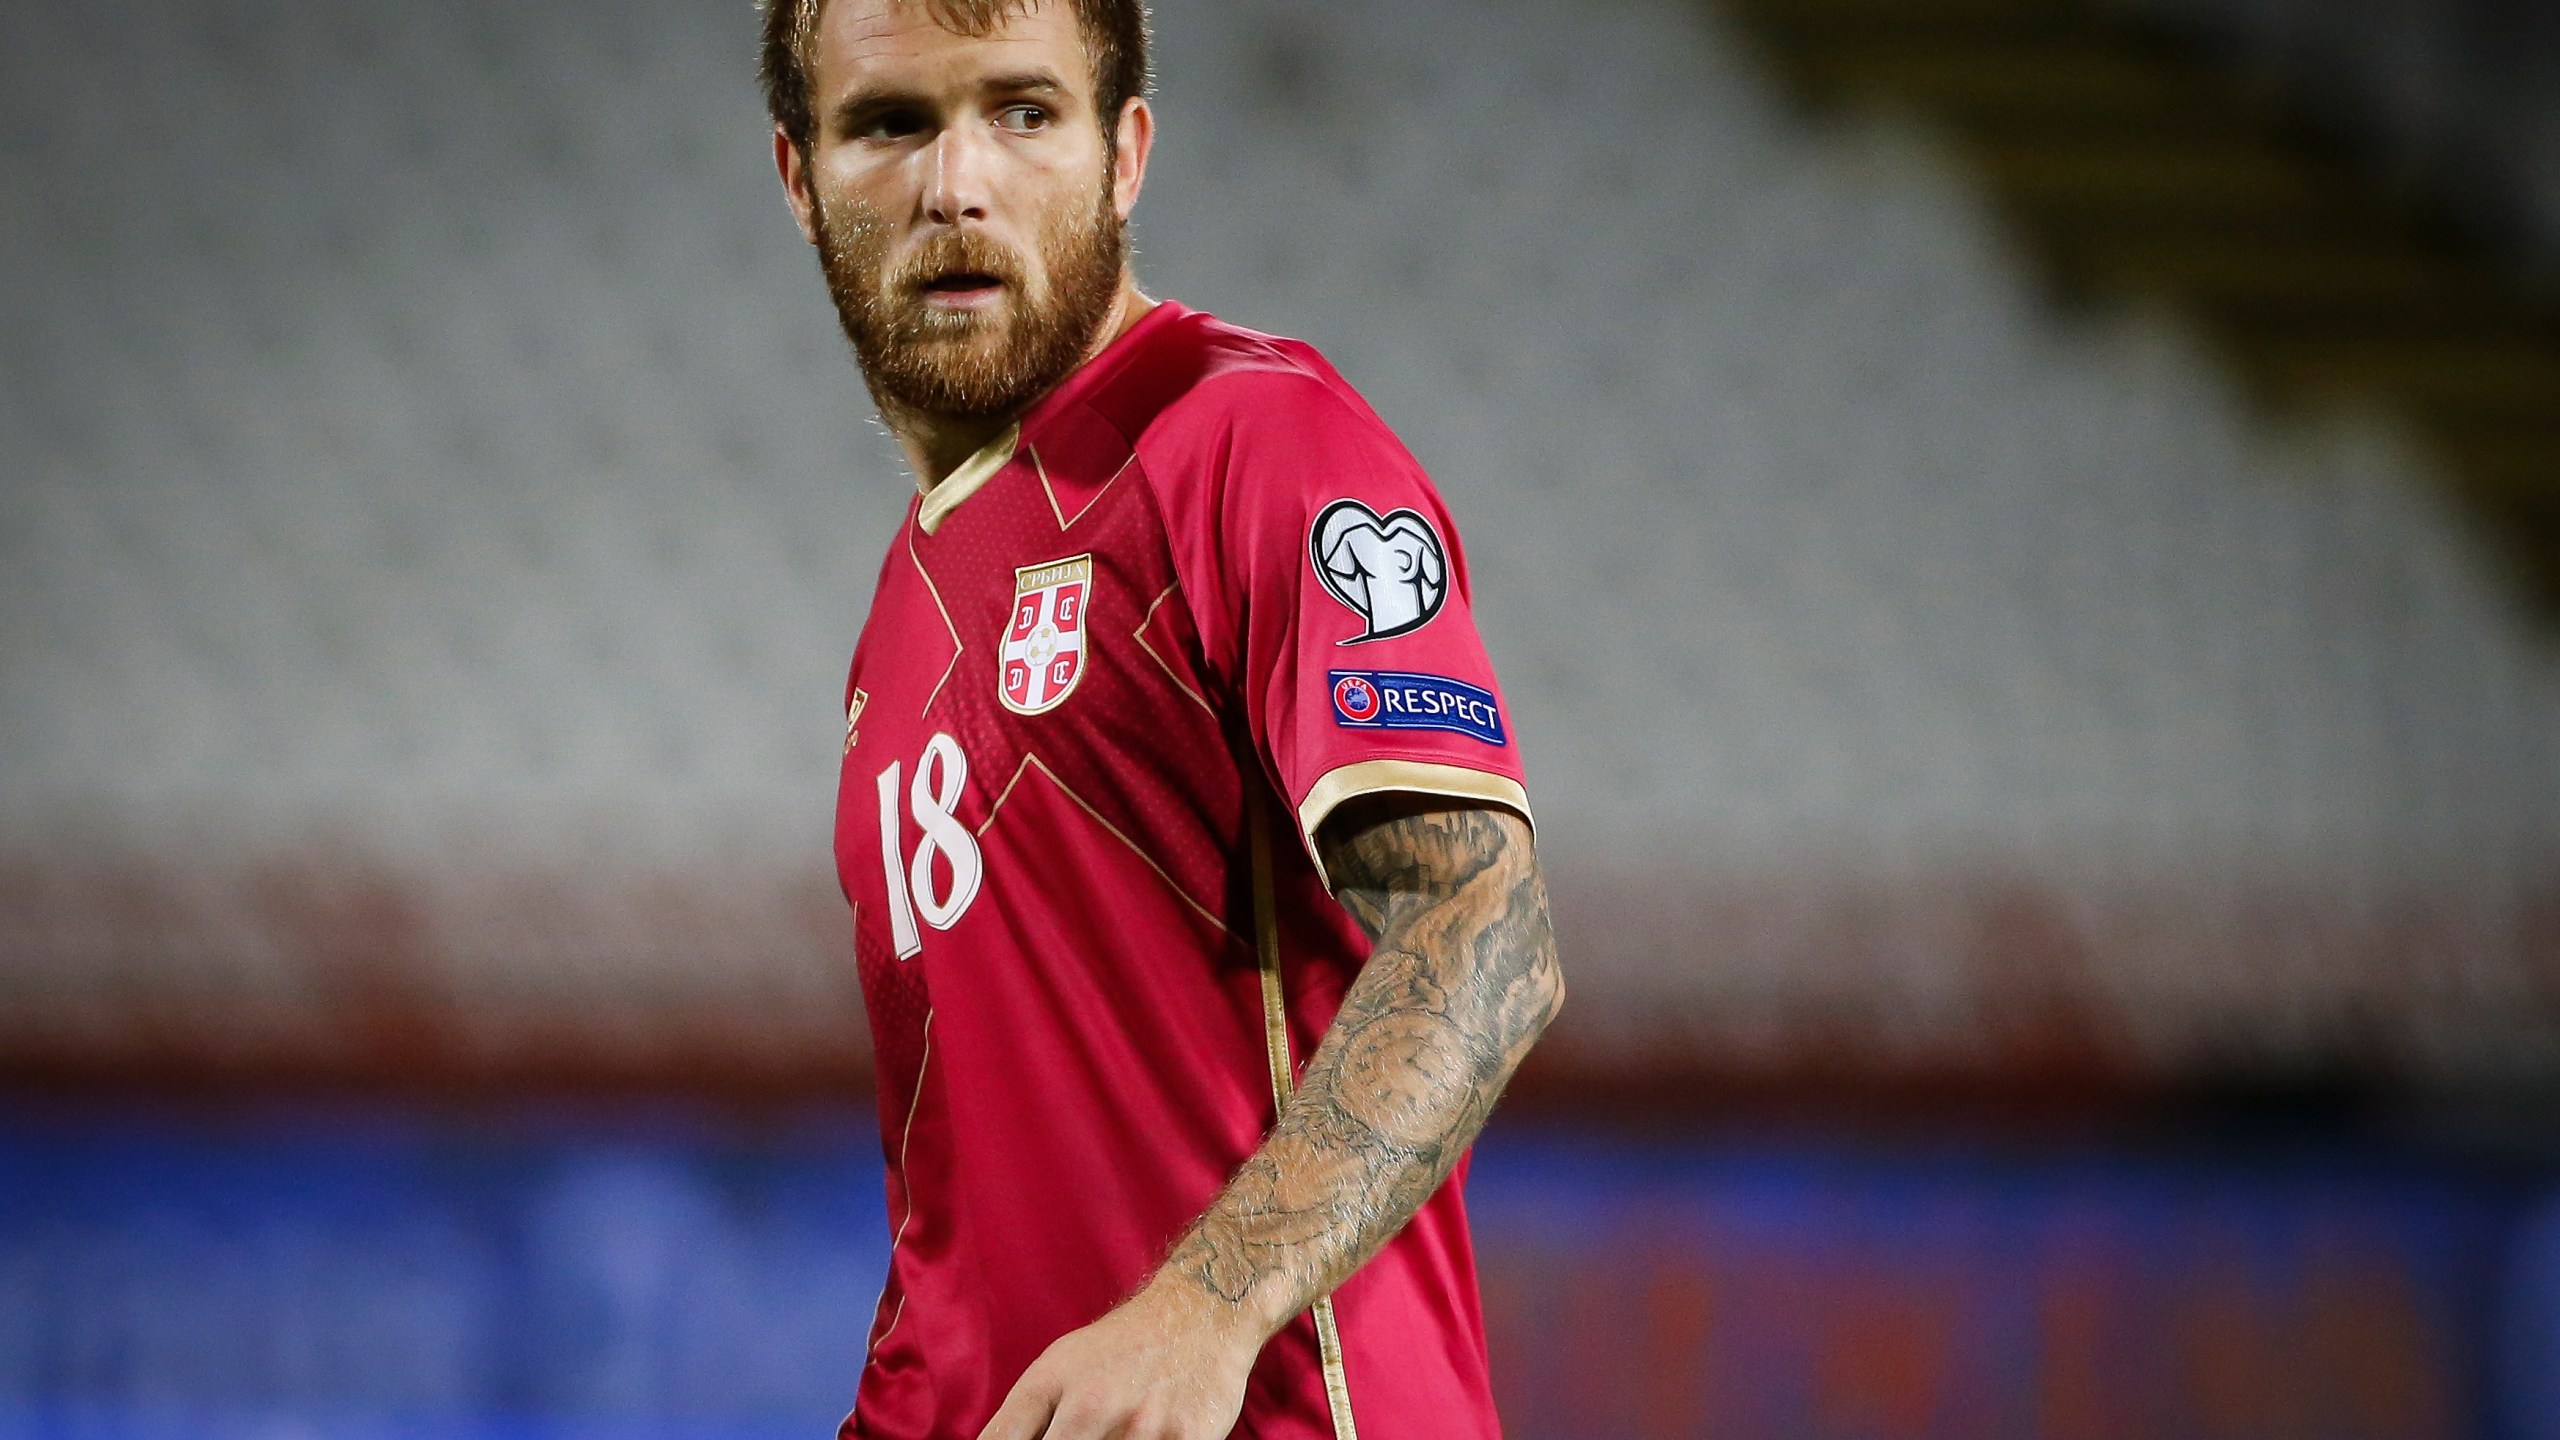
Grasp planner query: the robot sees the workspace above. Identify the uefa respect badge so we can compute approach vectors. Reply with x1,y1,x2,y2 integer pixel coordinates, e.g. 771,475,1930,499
1328,669,1506,745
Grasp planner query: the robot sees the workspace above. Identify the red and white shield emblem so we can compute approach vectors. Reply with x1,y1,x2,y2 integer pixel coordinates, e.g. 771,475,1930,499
999,554,1093,715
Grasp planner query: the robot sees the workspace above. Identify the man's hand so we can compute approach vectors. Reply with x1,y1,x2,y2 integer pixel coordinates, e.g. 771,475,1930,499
975,1276,1263,1440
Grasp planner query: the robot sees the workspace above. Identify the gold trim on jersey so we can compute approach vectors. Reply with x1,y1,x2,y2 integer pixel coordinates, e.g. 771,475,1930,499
1032,441,1139,532
1133,583,1220,720
868,1007,934,1357
974,752,1233,937
906,533,964,719
1295,761,1535,890
1246,786,1361,1440
916,423,1019,536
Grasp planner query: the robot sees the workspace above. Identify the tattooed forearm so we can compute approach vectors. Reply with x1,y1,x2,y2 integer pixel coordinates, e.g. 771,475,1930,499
1159,799,1561,1331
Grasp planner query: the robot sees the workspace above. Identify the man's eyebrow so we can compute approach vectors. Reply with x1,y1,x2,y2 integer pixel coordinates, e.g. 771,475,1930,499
981,69,1072,99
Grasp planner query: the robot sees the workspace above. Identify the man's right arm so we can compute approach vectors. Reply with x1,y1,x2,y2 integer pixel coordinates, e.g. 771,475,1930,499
977,794,1559,1440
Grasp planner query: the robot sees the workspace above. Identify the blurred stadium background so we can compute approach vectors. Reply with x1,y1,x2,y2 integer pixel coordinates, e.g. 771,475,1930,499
4,0,2558,1434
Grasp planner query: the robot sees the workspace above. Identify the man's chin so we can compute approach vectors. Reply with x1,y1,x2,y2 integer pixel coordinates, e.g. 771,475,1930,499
864,348,1043,420
909,339,1024,391
847,264,1118,420
890,318,1029,375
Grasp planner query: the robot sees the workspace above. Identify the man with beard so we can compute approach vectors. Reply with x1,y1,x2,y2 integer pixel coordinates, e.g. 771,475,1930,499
761,3,1561,1438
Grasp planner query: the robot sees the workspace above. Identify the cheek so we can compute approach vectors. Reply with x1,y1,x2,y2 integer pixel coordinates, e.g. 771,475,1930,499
815,149,919,225
1009,141,1109,212
1028,165,1113,243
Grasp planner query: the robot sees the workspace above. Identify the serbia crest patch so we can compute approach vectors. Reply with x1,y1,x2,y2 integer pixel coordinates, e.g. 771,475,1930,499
1001,554,1093,715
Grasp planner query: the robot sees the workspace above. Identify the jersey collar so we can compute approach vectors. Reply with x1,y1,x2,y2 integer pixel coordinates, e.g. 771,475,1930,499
915,422,1019,536
1021,297,1191,433
910,301,1194,537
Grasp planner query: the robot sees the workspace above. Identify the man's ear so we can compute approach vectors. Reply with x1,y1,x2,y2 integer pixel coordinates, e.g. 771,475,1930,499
775,126,820,245
1111,97,1153,222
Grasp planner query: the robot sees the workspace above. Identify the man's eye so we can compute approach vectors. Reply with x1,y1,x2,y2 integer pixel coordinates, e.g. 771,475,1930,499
994,104,1049,134
856,110,927,142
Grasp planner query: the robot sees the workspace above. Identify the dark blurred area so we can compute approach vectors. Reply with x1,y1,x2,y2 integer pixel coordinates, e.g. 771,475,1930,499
3,0,2557,1435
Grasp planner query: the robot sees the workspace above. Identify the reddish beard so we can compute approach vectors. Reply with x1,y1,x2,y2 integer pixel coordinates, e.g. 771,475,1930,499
814,173,1126,422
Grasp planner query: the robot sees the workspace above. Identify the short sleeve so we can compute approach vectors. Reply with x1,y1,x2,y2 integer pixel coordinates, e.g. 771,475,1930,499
1196,373,1532,882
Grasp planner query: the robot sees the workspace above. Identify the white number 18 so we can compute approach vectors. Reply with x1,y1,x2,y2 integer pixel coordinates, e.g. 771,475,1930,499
875,732,983,959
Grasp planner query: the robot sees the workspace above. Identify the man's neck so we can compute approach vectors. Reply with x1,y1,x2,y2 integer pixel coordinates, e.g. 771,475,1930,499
895,280,1160,490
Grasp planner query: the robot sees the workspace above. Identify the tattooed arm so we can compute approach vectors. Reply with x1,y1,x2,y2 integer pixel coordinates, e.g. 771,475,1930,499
978,796,1561,1440
1162,797,1561,1314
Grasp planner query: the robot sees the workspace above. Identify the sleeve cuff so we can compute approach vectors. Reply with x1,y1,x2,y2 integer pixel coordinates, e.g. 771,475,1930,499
1295,759,1536,890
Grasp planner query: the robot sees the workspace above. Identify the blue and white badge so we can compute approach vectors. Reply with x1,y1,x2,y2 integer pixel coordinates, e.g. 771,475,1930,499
1329,670,1507,746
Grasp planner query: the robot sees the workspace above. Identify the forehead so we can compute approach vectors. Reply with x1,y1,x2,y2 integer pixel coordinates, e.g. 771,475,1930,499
811,0,1093,98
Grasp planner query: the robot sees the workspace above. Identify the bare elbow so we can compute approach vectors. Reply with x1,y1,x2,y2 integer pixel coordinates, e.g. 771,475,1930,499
1526,937,1564,1042
1511,843,1564,1041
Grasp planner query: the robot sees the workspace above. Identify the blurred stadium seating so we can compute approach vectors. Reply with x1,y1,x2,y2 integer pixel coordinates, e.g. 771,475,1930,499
3,0,2558,1433
2116,0,2560,284
1729,0,2560,604
3,0,2555,1098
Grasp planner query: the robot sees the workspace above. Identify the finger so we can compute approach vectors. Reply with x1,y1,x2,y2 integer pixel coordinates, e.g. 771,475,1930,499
1030,1393,1111,1440
975,1370,1061,1440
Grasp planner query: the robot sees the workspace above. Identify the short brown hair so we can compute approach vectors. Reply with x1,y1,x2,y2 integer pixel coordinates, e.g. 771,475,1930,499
761,0,1151,157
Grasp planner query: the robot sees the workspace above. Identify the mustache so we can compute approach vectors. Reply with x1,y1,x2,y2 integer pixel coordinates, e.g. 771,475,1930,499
889,231,1029,295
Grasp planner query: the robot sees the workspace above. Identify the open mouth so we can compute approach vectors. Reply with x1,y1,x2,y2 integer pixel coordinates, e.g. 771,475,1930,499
920,271,1005,303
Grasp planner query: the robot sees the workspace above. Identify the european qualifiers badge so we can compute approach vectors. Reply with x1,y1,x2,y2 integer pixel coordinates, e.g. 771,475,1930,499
1000,554,1093,715
1329,669,1507,746
1310,498,1449,643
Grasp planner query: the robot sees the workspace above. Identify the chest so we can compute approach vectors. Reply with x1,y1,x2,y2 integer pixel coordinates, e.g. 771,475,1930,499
850,464,1201,757
831,460,1234,950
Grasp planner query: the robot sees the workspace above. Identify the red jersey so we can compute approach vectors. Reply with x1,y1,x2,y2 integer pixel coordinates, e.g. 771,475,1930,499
831,301,1532,1440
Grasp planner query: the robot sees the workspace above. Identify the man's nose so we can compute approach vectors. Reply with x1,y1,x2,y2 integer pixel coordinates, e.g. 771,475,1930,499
922,125,994,226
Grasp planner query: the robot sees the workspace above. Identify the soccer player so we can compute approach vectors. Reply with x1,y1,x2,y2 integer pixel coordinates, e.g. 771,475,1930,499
760,2,1562,1437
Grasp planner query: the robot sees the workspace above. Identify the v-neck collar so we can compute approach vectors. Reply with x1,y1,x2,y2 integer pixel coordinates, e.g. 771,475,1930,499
907,300,1192,537
914,422,1018,536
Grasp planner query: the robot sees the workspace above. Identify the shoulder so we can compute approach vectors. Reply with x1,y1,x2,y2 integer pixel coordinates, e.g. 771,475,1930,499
1083,306,1403,463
